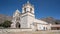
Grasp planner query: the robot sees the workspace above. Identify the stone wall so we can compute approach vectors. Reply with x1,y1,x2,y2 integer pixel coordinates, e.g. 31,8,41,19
0,29,32,32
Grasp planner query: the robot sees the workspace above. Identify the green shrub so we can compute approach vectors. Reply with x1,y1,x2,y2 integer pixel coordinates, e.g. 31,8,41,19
0,20,12,28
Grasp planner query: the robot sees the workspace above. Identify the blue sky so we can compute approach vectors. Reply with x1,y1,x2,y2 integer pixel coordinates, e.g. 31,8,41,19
0,0,60,19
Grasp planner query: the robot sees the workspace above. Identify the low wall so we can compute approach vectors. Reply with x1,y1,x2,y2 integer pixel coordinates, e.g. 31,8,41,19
0,29,60,33
0,29,60,34
0,29,32,32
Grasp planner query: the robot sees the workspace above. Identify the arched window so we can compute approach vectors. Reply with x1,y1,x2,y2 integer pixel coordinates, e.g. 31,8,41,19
30,8,32,11
24,8,26,13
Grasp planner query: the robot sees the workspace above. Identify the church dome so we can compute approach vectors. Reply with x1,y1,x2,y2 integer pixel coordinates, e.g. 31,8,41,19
23,1,34,8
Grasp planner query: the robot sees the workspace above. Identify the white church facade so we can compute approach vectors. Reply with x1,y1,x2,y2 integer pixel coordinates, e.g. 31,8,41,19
11,1,51,31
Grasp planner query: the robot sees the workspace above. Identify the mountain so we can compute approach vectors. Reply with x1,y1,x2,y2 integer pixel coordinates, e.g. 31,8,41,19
40,17,60,24
0,14,12,24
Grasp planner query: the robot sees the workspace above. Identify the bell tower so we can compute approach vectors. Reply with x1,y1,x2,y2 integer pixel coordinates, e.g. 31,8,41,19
21,1,35,28
22,1,34,14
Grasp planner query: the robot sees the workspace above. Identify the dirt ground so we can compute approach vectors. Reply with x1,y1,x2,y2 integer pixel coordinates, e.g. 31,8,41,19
0,30,60,34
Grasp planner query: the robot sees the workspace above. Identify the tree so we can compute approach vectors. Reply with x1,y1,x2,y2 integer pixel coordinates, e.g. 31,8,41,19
0,23,3,26
1,20,12,28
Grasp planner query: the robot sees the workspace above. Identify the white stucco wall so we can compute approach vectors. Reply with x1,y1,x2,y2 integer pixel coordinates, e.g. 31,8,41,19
37,24,48,30
21,15,28,28
21,13,35,28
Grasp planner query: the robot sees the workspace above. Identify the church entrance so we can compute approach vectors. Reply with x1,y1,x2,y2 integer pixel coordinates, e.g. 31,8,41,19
16,22,21,28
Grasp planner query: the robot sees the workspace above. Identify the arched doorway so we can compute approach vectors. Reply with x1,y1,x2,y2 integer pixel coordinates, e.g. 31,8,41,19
16,22,21,28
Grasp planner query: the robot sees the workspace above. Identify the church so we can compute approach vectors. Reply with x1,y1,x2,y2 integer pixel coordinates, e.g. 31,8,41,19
11,1,60,31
